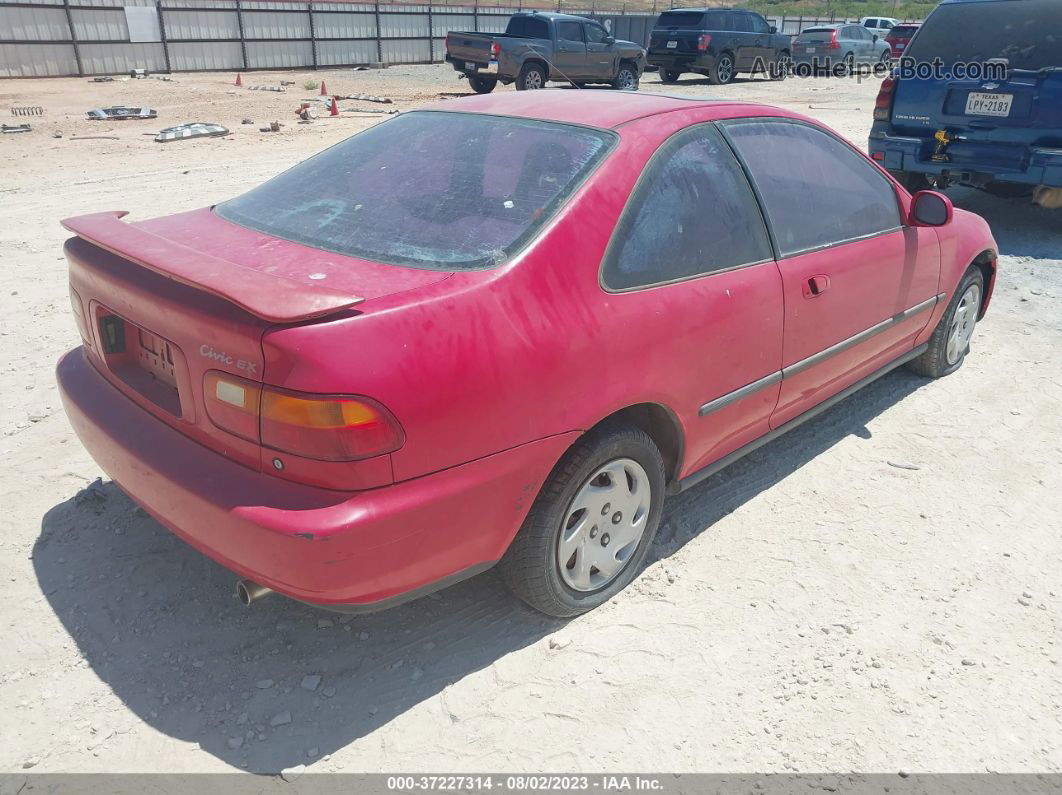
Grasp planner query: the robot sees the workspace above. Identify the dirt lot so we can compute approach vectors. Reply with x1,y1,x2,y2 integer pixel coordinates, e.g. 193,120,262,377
1,65,1060,777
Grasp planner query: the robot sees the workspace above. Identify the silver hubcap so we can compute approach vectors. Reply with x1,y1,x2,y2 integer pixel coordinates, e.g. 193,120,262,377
946,284,981,365
718,57,733,82
557,458,651,592
618,70,635,90
525,71,543,89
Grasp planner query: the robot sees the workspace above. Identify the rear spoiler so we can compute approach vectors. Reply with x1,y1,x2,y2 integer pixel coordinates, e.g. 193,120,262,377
61,211,364,323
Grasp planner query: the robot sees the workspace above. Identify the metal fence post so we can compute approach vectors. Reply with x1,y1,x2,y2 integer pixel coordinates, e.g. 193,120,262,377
235,0,248,70
473,0,479,32
374,0,383,62
156,0,171,73
427,0,434,63
62,0,83,77
308,2,318,69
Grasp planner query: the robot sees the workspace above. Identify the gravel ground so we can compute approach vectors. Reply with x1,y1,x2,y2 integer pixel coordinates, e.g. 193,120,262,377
0,65,1060,777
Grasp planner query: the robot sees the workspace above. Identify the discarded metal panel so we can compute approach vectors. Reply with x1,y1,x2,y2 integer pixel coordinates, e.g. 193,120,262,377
155,122,228,143
87,106,157,120
1,123,31,133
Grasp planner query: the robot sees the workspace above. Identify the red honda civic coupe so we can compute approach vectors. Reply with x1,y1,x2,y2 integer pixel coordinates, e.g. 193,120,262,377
57,91,997,618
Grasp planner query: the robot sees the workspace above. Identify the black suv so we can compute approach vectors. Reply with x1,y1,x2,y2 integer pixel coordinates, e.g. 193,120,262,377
648,7,792,84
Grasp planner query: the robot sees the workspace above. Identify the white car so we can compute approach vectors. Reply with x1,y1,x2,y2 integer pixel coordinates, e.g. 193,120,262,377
860,16,899,31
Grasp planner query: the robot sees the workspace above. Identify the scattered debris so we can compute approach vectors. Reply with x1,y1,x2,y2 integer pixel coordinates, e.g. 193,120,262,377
344,107,399,115
255,679,274,689
269,711,292,727
129,68,149,78
10,106,44,117
241,118,254,125
281,764,306,782
154,122,229,143
259,121,282,133
1,123,31,134
887,460,921,471
295,103,319,122
300,675,321,692
335,93,393,104
280,80,295,86
86,106,157,121
52,131,62,138
70,135,120,140
147,74,174,82
90,76,115,82
248,85,285,92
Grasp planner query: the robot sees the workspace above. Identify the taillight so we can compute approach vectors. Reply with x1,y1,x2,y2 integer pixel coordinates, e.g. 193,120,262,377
827,30,840,49
874,76,896,121
69,286,90,342
204,371,404,462
490,41,500,58
697,33,711,52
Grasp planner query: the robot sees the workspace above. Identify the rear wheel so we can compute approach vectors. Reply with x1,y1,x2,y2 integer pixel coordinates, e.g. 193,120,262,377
708,52,735,85
516,62,546,91
834,52,854,76
771,50,791,80
877,49,892,73
497,423,666,617
907,267,984,378
468,75,497,94
661,69,682,83
612,61,640,91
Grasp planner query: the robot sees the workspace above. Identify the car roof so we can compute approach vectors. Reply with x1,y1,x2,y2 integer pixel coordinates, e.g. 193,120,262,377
658,7,755,12
512,11,592,21
428,90,794,130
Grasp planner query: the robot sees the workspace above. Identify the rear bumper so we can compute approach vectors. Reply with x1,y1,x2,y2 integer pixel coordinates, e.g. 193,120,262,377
445,55,500,77
57,347,576,611
869,129,1062,187
647,52,714,72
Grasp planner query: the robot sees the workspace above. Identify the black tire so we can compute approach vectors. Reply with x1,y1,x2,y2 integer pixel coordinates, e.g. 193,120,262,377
468,75,497,94
707,52,735,85
907,267,985,378
497,423,666,618
516,62,546,91
888,169,933,193
834,52,854,76
612,61,639,91
770,50,791,80
661,69,682,83
877,49,892,73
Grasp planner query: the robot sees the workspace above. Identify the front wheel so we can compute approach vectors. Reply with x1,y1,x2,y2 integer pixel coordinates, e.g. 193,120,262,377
708,52,735,85
468,75,497,94
516,62,546,91
612,62,639,91
907,267,985,378
661,69,682,83
497,423,666,617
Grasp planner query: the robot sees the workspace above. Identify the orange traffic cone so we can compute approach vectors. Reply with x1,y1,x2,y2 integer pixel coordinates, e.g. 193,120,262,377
234,73,242,87
330,96,340,116
319,80,328,96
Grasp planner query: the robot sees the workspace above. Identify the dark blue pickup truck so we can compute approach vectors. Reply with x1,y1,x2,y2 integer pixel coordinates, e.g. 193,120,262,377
869,0,1062,198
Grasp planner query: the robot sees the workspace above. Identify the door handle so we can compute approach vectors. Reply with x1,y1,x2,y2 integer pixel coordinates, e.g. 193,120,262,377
803,274,830,298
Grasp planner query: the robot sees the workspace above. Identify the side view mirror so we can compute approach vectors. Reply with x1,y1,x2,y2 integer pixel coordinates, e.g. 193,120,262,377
910,190,953,226
604,35,615,44
769,25,777,34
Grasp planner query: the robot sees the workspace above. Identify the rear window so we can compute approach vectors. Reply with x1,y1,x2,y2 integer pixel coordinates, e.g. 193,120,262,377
797,28,837,42
655,10,706,28
905,0,1062,71
506,16,549,39
216,112,614,270
888,25,918,39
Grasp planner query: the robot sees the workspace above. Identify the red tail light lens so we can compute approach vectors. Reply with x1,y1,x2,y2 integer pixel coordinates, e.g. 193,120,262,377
827,30,840,49
697,33,711,52
874,76,896,121
490,41,501,58
204,372,404,462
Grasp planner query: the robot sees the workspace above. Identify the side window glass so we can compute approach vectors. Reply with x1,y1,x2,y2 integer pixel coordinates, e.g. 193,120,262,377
751,14,770,34
602,125,773,291
732,14,752,32
585,24,609,44
556,22,583,43
722,120,902,257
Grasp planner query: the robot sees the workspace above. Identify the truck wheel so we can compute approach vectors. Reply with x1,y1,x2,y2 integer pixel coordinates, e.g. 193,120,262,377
468,75,497,94
771,51,791,80
661,69,682,83
612,62,639,91
707,52,735,85
497,423,666,618
517,63,546,91
907,267,984,379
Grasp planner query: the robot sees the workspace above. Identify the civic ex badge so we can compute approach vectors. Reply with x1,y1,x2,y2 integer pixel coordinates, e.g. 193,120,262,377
200,344,258,374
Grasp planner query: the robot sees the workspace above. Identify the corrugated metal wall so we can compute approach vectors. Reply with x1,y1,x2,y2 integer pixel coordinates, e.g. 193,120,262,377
0,0,909,78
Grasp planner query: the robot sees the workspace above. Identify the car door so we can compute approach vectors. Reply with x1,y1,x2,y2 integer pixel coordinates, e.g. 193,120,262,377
720,118,941,429
600,123,784,474
553,20,589,79
729,12,756,70
583,21,614,79
746,12,774,69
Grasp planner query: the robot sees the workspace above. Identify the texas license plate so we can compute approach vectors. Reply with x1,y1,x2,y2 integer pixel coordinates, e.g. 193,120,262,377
965,92,1013,117
666,40,678,48
465,61,477,71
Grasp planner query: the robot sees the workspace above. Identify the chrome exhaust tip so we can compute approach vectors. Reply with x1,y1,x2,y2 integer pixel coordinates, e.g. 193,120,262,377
235,579,273,607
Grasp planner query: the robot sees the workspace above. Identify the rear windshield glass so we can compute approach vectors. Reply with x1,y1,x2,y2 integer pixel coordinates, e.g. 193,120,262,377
655,11,706,28
216,112,614,270
889,25,918,38
905,0,1062,70
797,28,837,42
507,16,549,39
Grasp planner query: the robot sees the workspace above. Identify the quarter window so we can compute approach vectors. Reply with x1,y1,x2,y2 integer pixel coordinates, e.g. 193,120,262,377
602,125,772,291
722,120,902,257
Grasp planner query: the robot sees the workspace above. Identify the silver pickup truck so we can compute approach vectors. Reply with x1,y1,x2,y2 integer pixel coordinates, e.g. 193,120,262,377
444,12,646,93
